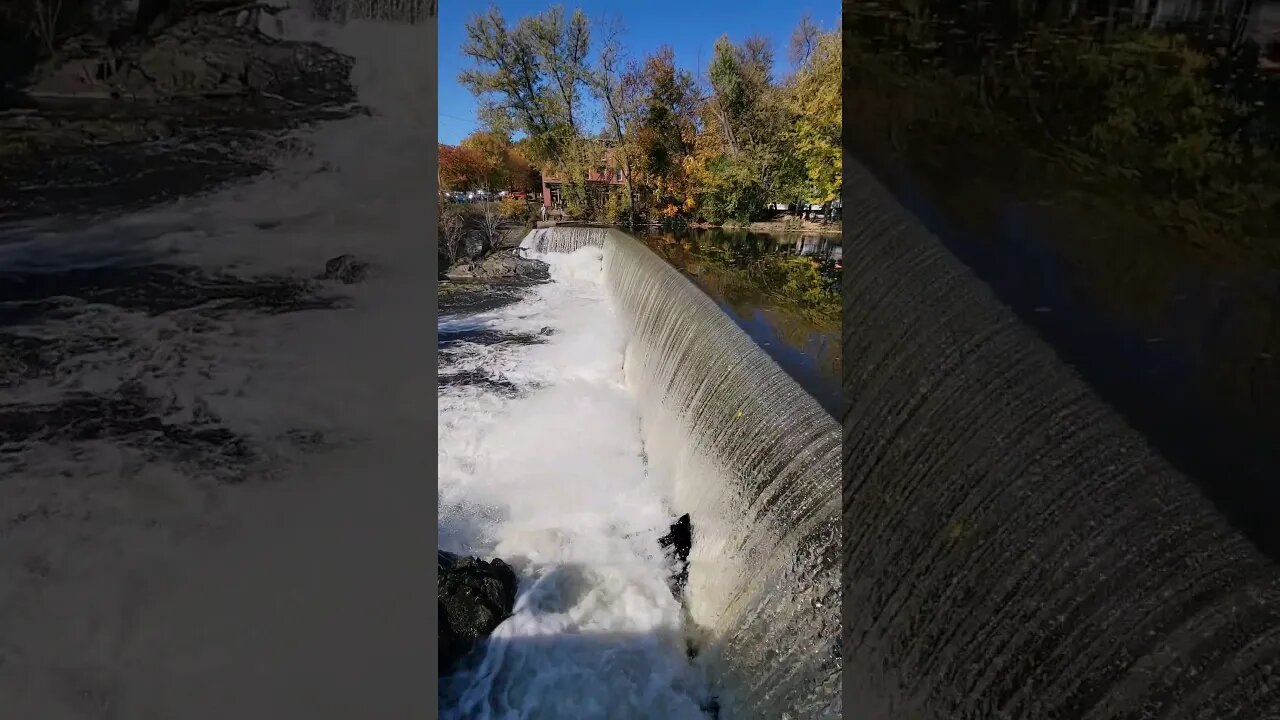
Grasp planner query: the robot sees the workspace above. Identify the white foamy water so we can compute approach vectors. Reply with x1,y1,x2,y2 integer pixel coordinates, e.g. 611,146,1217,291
501,228,842,719
438,248,712,719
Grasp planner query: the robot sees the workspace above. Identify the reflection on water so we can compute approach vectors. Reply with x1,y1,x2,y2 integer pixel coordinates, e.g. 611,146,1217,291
846,0,1280,556
639,228,841,417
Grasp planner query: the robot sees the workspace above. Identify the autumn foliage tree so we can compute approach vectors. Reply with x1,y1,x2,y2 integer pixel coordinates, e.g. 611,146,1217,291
438,144,484,193
457,7,841,226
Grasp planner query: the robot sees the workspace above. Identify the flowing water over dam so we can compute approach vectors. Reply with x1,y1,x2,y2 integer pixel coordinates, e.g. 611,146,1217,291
438,227,841,718
841,152,1280,719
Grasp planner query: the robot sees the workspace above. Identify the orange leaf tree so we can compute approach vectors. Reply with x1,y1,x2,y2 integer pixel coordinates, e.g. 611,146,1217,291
438,144,484,192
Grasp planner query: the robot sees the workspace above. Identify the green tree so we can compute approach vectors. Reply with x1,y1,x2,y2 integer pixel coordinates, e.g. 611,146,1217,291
459,5,591,169
630,46,699,219
784,27,841,211
459,130,512,192
699,34,792,221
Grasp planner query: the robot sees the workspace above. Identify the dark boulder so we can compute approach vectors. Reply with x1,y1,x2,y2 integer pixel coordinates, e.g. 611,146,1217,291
658,513,692,595
438,550,518,675
321,254,369,284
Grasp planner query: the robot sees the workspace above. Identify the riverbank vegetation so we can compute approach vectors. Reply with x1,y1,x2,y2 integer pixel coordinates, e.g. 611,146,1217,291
436,200,535,273
844,0,1280,268
451,5,841,227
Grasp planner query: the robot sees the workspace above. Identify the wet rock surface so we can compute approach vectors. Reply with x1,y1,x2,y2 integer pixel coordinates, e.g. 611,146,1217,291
320,254,369,284
444,252,549,282
659,513,692,596
438,550,518,675
437,281,529,316
0,1,362,222
25,9,354,104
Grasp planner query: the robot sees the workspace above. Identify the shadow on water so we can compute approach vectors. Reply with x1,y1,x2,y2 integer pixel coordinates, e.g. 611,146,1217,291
439,629,721,719
438,280,535,316
639,228,842,417
0,263,341,325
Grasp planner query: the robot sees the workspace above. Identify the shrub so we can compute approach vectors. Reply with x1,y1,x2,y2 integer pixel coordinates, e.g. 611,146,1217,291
604,191,629,224
497,197,526,220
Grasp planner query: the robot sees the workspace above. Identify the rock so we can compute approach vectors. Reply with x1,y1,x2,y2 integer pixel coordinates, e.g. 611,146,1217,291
445,252,549,281
321,254,369,284
22,6,355,105
658,513,692,596
438,550,518,675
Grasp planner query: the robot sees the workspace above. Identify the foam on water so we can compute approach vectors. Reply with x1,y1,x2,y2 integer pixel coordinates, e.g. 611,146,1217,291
438,247,712,719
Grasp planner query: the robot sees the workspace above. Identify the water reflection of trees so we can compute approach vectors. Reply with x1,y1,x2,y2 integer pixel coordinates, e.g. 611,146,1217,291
845,0,1280,472
644,230,841,323
846,0,1279,260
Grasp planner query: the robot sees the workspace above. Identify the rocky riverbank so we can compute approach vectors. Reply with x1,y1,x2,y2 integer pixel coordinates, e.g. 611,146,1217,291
0,0,362,221
443,252,548,282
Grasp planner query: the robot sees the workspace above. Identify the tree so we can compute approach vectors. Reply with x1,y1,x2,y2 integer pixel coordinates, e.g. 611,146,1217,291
459,130,512,191
477,202,504,256
589,19,640,226
457,6,840,228
506,147,540,193
459,5,591,170
438,144,484,192
789,13,821,68
698,34,790,221
1,0,68,57
631,46,699,219
439,210,466,265
784,27,841,214
707,36,746,153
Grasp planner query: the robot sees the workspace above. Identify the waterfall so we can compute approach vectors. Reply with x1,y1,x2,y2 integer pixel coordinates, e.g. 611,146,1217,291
840,151,1280,718
520,226,609,255
517,228,842,718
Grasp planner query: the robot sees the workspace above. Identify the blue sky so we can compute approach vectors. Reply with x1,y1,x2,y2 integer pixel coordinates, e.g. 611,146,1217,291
438,1,840,145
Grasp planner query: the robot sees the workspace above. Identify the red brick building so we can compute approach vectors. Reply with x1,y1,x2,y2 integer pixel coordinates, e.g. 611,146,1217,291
540,163,627,212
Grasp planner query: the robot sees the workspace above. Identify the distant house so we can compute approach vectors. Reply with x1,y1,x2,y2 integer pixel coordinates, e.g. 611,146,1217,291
540,158,627,212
